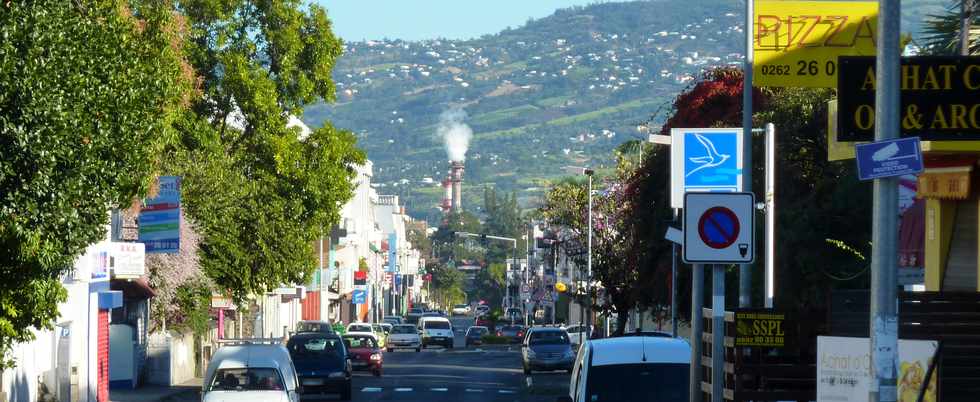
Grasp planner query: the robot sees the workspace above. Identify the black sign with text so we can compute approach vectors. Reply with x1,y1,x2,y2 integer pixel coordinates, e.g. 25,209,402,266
837,56,980,141
734,309,788,348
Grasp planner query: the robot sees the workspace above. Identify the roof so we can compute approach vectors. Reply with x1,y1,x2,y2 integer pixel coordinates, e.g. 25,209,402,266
527,326,565,333
588,336,690,366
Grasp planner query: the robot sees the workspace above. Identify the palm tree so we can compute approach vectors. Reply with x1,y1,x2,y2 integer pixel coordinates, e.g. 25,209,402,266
922,0,980,55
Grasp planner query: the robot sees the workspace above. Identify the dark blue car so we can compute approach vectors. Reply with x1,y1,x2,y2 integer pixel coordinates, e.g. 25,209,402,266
286,332,352,401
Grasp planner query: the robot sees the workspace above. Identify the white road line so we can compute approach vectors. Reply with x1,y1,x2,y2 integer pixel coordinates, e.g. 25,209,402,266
465,388,484,392
361,387,382,392
394,387,413,392
499,390,517,394
431,388,448,392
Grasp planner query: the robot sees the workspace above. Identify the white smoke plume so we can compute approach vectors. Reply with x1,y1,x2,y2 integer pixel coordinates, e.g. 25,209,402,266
438,107,472,162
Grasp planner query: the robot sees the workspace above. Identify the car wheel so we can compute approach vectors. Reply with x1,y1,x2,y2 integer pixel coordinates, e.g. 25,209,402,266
415,347,421,352
340,380,352,401
373,368,382,377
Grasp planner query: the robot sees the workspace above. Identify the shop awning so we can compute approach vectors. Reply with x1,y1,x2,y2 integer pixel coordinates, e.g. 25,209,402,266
918,155,976,200
110,278,156,300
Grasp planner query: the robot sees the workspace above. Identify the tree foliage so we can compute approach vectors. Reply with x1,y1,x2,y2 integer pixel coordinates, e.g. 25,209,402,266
922,1,980,55
162,0,365,302
0,0,193,367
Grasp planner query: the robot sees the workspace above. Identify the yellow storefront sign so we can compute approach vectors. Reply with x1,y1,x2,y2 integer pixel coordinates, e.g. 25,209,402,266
755,1,878,88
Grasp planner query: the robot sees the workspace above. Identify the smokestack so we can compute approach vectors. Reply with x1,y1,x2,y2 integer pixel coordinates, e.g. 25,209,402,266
450,161,464,212
441,178,452,212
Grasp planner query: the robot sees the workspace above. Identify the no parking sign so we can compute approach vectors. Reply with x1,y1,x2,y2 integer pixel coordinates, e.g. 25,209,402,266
683,192,755,264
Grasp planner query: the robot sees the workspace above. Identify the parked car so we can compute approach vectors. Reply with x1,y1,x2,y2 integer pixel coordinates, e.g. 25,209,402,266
496,324,526,343
465,326,489,347
203,342,302,402
522,327,575,374
418,316,454,349
383,316,403,325
341,333,384,377
295,320,335,334
475,316,492,328
285,332,351,401
346,322,373,335
387,324,422,352
452,304,471,315
563,324,592,346
558,336,690,402
371,323,389,348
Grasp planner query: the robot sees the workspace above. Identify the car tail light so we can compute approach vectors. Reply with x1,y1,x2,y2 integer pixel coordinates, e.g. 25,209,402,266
518,331,524,337
496,331,502,336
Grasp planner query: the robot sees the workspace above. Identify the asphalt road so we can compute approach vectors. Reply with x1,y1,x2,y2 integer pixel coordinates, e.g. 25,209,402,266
160,316,570,402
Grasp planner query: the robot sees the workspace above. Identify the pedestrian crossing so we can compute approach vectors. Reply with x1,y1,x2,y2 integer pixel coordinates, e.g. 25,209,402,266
358,386,521,394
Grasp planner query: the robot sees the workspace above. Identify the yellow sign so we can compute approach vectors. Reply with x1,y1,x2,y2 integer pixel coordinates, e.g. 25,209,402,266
754,1,878,88
555,282,568,293
734,309,787,347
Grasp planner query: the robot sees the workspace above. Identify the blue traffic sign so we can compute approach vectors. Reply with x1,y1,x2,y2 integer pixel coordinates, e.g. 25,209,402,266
352,289,367,305
698,207,741,250
855,137,923,181
671,128,744,208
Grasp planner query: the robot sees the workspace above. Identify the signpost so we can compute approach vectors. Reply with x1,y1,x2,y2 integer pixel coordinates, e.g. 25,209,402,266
683,193,756,264
352,289,367,305
855,137,924,181
734,309,787,348
754,1,878,88
838,56,980,141
670,128,745,208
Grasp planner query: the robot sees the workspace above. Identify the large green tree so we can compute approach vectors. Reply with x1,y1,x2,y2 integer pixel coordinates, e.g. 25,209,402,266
0,1,192,366
163,0,365,301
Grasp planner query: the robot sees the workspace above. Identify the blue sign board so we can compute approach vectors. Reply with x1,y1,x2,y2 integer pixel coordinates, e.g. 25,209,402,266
671,128,744,208
139,176,181,253
387,233,398,273
352,289,367,305
855,137,923,181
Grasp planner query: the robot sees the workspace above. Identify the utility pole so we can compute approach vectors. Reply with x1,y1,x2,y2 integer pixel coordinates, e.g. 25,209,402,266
962,0,974,56
711,265,724,402
764,123,776,308
689,264,705,402
586,170,593,339
739,0,755,309
671,210,679,337
870,0,901,400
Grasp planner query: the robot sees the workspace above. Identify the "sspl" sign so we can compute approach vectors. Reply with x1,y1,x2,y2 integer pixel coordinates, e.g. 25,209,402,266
735,309,788,348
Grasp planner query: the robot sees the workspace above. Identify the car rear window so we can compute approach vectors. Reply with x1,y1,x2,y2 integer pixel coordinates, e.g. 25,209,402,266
287,336,343,357
295,322,333,333
585,363,688,402
529,331,569,345
210,368,285,391
425,321,451,329
343,335,377,348
502,325,522,331
468,327,488,335
392,325,416,334
348,324,371,332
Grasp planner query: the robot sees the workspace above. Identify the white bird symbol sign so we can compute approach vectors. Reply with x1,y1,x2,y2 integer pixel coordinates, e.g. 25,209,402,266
686,133,731,177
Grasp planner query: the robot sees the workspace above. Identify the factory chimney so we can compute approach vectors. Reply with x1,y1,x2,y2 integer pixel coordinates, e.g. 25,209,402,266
450,161,464,212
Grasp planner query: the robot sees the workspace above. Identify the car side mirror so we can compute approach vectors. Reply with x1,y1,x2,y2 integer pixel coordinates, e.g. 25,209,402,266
556,397,573,402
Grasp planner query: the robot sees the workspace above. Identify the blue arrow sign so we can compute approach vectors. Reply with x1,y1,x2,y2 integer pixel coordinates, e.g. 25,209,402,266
855,137,923,181
352,289,367,305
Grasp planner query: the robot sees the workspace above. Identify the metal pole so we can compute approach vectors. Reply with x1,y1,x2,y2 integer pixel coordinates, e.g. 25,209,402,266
526,222,532,327
586,173,593,340
690,264,705,402
764,123,776,308
739,0,755,309
671,209,679,337
961,0,974,56
871,0,901,400
711,265,725,402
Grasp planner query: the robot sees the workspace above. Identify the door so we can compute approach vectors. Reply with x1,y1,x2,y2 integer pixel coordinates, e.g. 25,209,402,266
56,324,71,402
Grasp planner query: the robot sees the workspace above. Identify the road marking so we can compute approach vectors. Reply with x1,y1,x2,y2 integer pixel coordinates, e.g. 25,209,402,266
499,389,517,394
465,388,484,392
361,387,382,392
395,387,413,392
526,377,533,387
431,388,448,392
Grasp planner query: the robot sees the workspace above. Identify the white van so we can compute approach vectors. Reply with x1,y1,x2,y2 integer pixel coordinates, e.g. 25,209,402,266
417,316,454,349
559,336,690,402
203,343,301,402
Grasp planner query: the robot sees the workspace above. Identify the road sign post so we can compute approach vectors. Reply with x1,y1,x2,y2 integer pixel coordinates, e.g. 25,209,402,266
683,193,756,264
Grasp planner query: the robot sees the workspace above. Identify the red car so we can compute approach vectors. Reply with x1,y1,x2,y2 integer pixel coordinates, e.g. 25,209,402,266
342,334,383,377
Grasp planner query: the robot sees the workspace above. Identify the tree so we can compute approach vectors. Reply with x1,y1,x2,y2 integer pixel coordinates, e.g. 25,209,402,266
144,209,213,335
161,0,366,302
923,1,979,55
0,1,193,367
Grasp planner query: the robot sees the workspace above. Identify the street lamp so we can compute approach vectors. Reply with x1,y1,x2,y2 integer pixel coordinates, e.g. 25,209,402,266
564,166,594,339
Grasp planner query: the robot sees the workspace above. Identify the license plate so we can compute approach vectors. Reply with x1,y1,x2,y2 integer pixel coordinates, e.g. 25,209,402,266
302,378,324,386
352,361,367,367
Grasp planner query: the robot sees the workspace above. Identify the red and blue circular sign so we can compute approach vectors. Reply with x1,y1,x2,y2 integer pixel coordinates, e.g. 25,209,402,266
697,206,741,249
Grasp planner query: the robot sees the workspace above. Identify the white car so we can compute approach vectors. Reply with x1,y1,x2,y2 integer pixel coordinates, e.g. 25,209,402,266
451,304,471,315
386,324,422,352
345,322,373,335
418,316,454,349
559,336,690,402
203,343,301,402
563,324,592,346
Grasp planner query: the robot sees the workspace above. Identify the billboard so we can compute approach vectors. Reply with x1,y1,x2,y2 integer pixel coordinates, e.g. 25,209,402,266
139,176,181,253
817,336,938,402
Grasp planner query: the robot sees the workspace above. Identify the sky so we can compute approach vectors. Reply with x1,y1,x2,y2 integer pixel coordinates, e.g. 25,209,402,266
314,1,622,41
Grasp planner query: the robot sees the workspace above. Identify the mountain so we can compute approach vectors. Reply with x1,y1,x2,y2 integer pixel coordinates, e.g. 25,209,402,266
303,0,945,224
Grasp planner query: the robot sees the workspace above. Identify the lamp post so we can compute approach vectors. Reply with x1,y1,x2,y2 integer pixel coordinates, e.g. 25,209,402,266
565,166,594,339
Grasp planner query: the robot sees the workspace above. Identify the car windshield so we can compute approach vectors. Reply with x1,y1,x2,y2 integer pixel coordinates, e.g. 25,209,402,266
348,324,371,332
529,331,569,345
468,327,488,335
585,363,689,402
392,325,417,334
210,368,285,392
425,321,451,329
343,335,377,349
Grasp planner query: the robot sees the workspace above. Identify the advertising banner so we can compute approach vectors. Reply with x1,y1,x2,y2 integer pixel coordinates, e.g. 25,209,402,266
817,336,938,402
838,56,980,141
109,241,145,279
387,233,398,272
139,176,181,253
754,1,878,87
734,309,787,348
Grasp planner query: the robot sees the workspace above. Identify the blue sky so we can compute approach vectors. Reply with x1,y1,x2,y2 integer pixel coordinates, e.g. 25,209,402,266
314,1,621,41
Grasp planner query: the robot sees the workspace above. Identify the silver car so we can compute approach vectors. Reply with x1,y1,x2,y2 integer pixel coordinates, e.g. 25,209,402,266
521,327,575,374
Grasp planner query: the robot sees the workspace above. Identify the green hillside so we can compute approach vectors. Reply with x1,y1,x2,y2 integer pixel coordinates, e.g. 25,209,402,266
304,0,946,223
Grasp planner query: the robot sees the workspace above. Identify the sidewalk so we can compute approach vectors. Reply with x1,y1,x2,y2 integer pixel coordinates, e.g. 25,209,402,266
109,378,201,402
